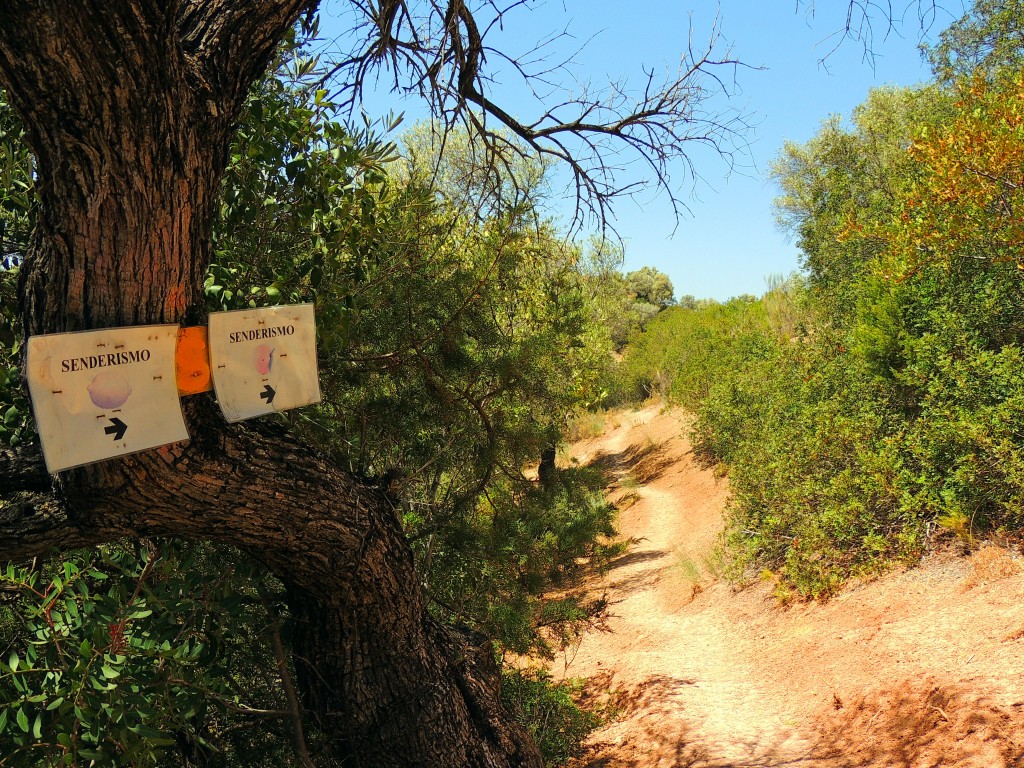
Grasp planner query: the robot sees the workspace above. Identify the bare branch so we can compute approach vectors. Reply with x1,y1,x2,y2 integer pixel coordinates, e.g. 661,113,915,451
260,585,316,768
326,1,753,234
796,1,943,67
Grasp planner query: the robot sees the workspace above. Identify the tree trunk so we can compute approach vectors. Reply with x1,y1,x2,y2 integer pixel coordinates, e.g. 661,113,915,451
0,2,542,765
538,442,557,487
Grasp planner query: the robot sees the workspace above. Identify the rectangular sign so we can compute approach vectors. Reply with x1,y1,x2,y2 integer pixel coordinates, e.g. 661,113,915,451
207,304,321,422
26,325,189,473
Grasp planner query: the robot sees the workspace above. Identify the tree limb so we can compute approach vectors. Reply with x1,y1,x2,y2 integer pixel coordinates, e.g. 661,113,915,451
0,445,49,494
330,1,751,234
0,489,107,558
176,0,319,117
260,585,316,768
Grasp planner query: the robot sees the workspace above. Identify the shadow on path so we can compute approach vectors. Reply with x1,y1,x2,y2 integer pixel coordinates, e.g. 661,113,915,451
570,675,1024,768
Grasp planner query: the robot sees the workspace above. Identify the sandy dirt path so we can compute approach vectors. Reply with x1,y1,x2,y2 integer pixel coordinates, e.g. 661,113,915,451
558,404,1024,768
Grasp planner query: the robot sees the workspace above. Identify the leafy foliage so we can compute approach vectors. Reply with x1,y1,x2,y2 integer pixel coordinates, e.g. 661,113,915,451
618,295,771,410
771,85,950,323
209,39,402,314
926,0,1024,83
578,241,677,354
208,50,620,668
422,467,617,658
0,87,32,449
1,29,615,764
213,75,618,663
622,71,1024,598
501,669,602,765
0,85,31,260
0,543,295,767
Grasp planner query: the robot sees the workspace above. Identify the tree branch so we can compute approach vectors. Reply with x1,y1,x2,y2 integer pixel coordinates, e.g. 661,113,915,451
260,585,316,768
328,1,752,234
0,445,49,494
796,1,942,67
0,490,108,559
176,0,319,117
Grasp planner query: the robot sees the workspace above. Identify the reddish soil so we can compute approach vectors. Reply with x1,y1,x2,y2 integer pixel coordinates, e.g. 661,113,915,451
555,403,1024,768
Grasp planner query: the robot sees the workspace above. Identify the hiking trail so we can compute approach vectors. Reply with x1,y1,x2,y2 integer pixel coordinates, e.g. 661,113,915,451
557,403,1024,768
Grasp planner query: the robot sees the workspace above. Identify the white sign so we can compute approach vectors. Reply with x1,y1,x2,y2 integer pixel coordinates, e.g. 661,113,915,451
207,304,321,422
26,325,189,473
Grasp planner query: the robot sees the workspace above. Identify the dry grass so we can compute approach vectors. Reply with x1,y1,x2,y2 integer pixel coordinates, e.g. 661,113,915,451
675,554,703,587
961,545,1023,591
567,411,608,442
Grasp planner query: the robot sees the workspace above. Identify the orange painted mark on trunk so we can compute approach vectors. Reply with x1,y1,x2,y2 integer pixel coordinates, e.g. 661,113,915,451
165,284,187,316
176,326,212,395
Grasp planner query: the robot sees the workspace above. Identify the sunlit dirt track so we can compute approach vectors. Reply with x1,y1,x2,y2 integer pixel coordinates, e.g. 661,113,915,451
558,404,1024,768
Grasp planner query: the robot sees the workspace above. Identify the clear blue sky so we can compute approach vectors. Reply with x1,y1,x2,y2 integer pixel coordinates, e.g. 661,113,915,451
315,1,965,301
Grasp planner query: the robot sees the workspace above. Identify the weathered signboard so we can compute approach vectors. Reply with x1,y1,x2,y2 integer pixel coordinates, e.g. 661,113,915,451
207,304,321,422
26,325,189,473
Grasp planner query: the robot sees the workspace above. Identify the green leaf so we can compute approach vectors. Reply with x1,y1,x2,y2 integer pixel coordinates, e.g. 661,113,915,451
16,706,28,733
100,664,120,679
130,723,170,740
32,712,41,739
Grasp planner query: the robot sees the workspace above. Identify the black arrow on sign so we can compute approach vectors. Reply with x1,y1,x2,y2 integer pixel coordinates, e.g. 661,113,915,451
260,384,276,405
104,417,127,441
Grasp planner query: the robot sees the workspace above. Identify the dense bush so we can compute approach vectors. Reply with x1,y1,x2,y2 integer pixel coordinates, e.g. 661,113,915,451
422,466,617,658
767,35,1024,592
0,544,297,767
501,669,602,765
622,74,1024,598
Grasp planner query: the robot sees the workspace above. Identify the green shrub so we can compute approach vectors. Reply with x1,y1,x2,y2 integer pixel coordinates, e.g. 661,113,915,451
420,466,617,657
501,669,601,765
621,77,1024,599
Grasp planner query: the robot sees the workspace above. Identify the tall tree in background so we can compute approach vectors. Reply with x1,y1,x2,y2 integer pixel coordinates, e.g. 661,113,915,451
927,0,1024,82
0,0,747,764
771,85,950,324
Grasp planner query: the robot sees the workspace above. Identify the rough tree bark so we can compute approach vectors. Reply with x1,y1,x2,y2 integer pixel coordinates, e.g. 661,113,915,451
0,1,542,765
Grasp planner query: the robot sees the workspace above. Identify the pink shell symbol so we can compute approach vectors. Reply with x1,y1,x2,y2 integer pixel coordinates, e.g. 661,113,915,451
88,371,132,409
254,345,275,375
